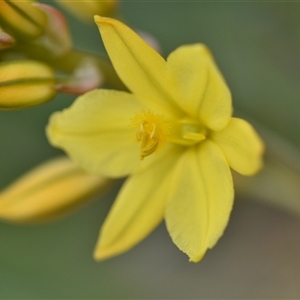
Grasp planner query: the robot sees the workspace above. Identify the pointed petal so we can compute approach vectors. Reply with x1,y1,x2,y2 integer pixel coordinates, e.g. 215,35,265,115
47,89,147,177
167,44,232,130
165,141,234,262
212,118,264,175
94,16,179,116
94,147,182,261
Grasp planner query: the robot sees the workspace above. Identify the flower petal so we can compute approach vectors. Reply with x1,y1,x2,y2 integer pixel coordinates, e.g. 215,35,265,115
47,89,147,177
167,44,232,130
211,117,264,175
165,141,234,262
94,147,183,261
94,16,179,116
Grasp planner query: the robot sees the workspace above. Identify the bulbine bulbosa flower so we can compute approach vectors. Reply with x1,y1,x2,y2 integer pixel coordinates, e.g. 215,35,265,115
47,17,264,262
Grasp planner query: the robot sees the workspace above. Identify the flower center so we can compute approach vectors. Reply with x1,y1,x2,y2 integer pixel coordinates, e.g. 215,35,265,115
131,111,207,160
131,110,170,160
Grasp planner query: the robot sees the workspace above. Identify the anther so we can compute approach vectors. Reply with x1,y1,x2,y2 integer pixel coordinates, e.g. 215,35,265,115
131,110,169,160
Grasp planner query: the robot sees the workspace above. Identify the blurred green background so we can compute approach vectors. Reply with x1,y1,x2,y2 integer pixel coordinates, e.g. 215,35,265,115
1,1,300,298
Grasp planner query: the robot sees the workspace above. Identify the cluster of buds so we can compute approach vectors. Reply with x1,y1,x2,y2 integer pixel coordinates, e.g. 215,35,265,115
0,0,58,109
0,0,119,110
0,0,118,223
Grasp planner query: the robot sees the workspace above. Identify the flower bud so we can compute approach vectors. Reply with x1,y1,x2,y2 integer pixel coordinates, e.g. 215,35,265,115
34,3,72,55
0,157,111,223
0,27,15,50
0,0,47,39
0,60,56,109
56,0,118,23
55,57,103,94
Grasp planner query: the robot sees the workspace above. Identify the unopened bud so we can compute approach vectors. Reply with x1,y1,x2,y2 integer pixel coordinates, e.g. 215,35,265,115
0,27,15,49
55,58,103,94
34,3,72,55
0,0,47,39
56,0,118,23
0,60,56,109
0,157,111,223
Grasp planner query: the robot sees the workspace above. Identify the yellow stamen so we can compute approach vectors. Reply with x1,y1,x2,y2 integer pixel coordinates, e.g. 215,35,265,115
169,119,207,146
131,110,170,160
183,131,206,141
131,112,207,158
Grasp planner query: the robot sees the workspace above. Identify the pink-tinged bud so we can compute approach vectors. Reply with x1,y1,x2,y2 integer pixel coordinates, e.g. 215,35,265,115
56,0,118,23
0,28,15,49
0,157,111,223
34,3,72,55
0,60,56,109
136,30,162,53
0,0,47,39
55,58,103,94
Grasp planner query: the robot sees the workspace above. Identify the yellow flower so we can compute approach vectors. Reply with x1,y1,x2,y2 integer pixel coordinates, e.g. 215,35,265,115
47,17,264,262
